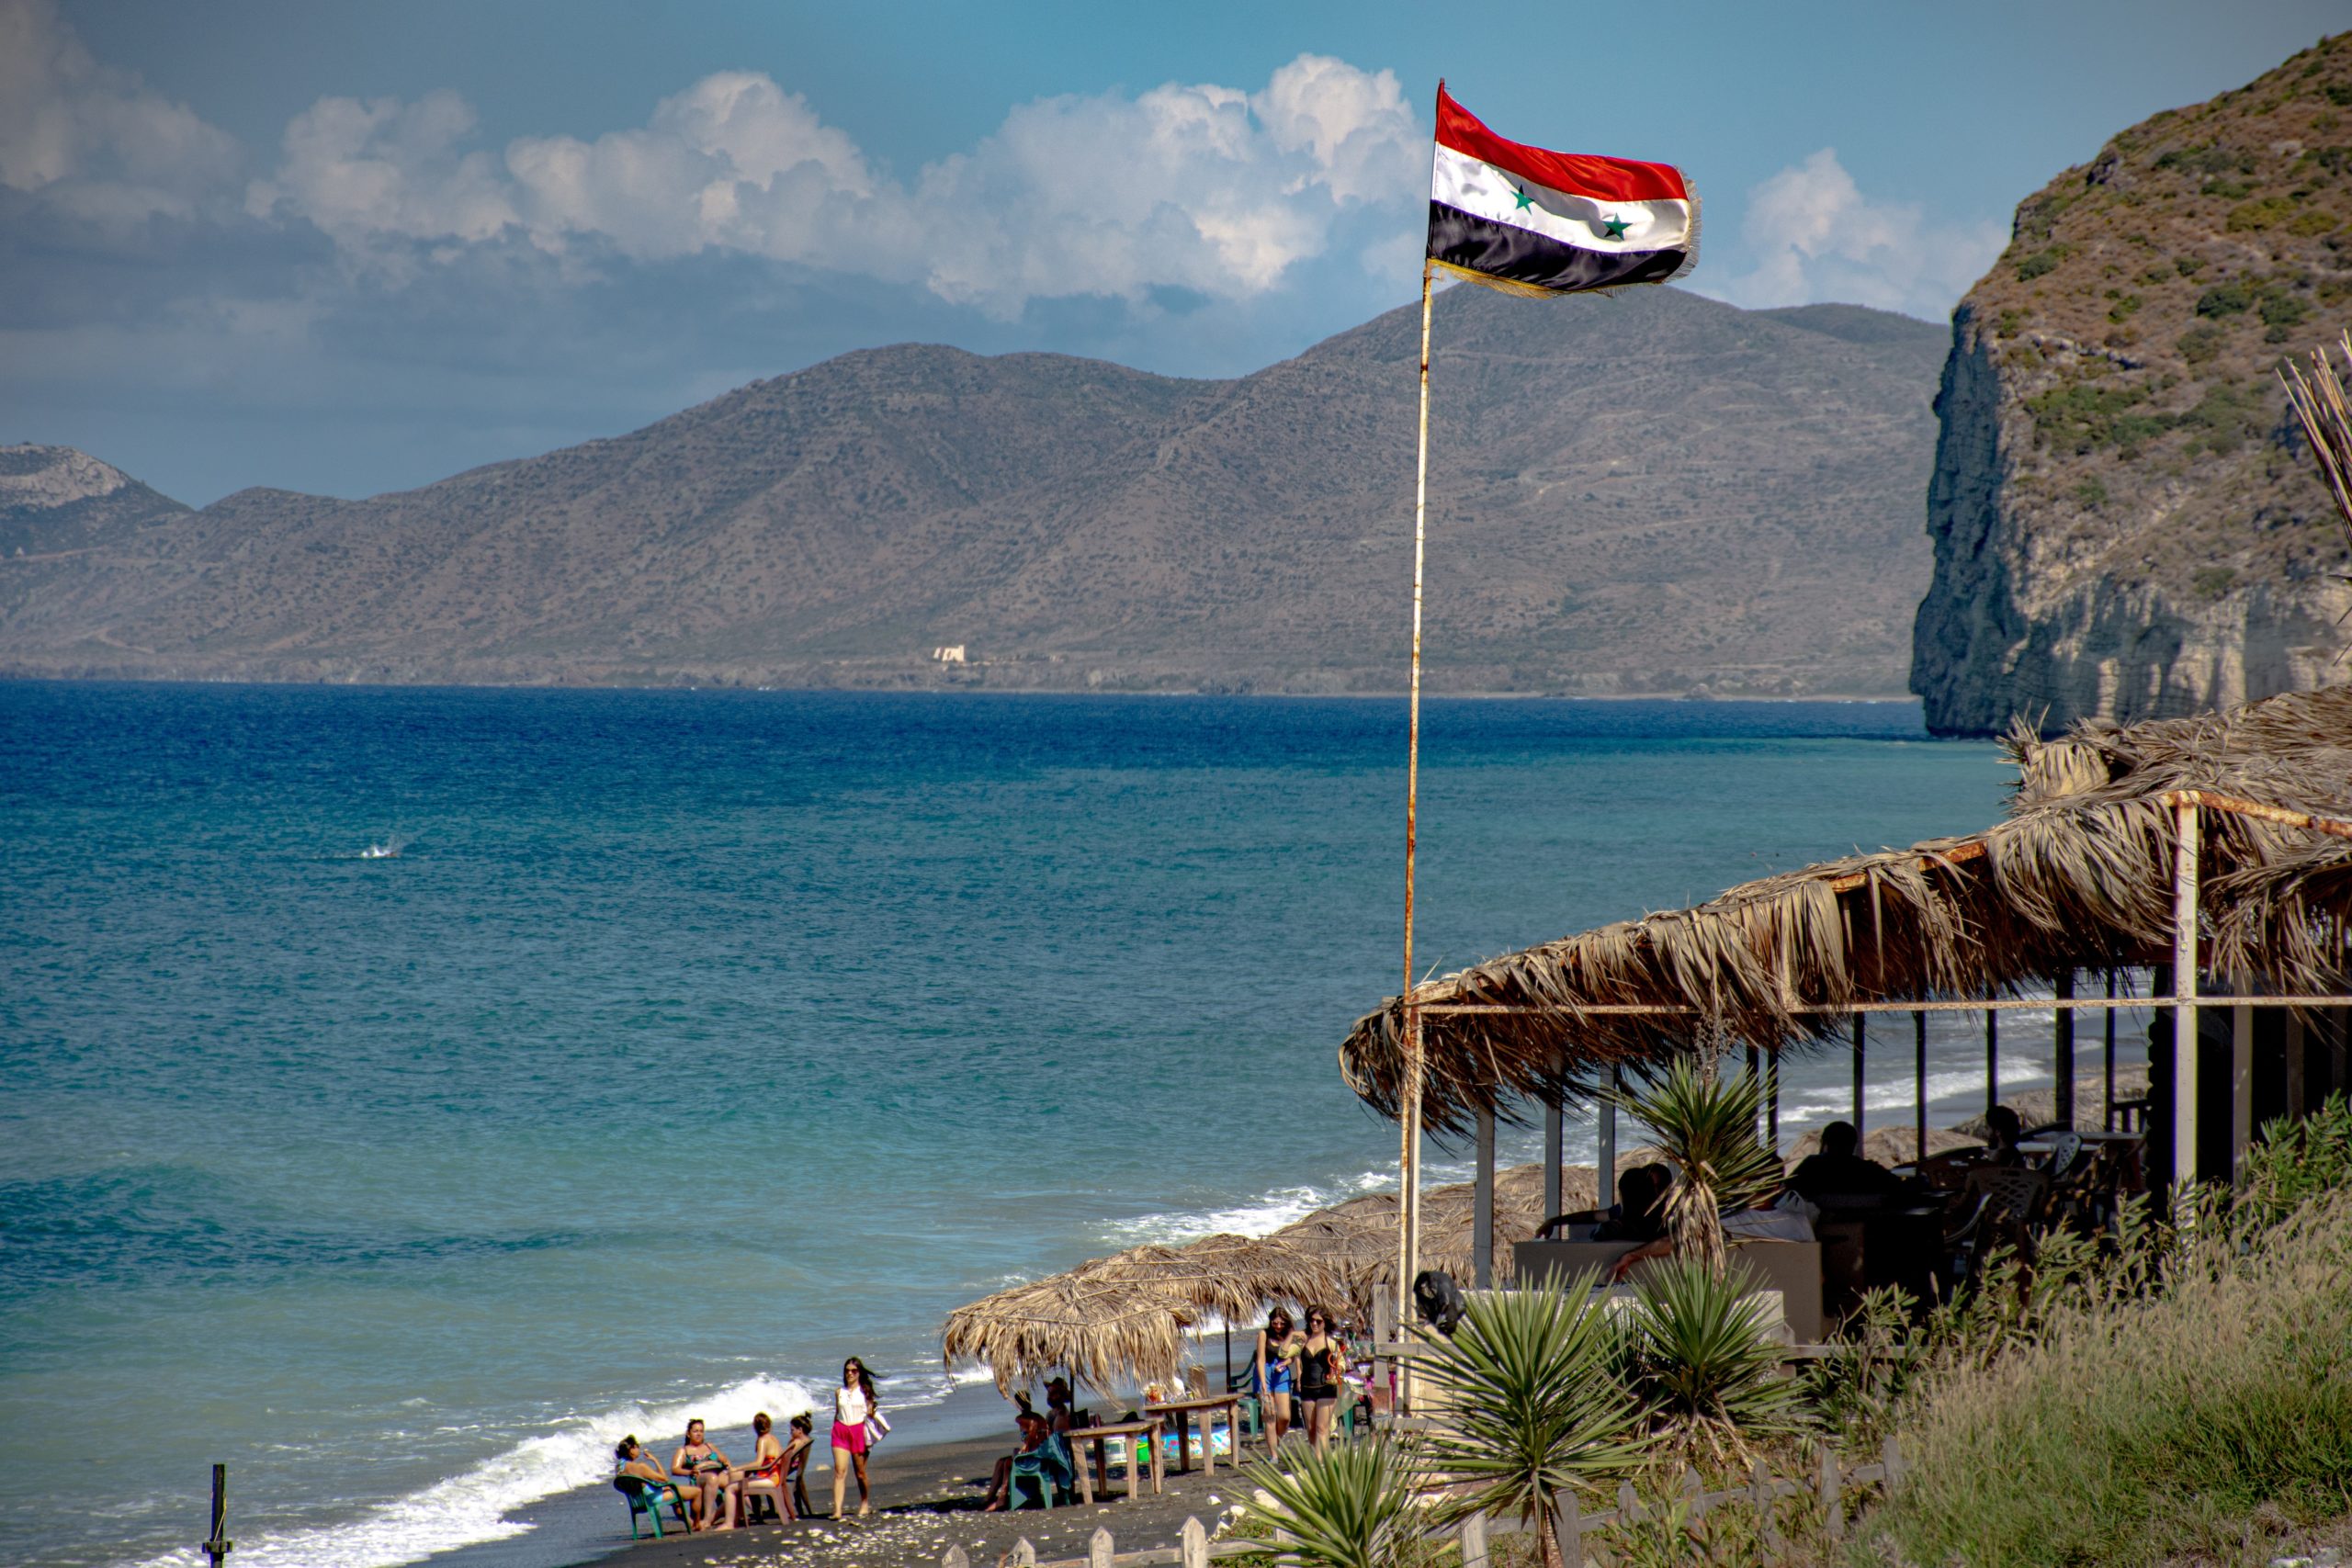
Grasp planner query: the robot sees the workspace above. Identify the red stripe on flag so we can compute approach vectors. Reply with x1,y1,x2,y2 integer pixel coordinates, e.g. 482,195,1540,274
1434,85,1688,204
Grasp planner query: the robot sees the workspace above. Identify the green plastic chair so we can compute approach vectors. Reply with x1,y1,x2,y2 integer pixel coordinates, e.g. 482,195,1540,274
1007,1434,1075,1511
615,1474,692,1539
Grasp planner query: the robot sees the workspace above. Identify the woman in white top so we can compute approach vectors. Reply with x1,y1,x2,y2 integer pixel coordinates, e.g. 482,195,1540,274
830,1356,880,1519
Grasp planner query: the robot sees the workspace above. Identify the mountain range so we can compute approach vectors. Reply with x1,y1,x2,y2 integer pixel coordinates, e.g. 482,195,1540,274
1,285,1947,697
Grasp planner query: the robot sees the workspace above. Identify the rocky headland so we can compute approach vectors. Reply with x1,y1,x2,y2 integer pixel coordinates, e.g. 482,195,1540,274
1911,33,2352,736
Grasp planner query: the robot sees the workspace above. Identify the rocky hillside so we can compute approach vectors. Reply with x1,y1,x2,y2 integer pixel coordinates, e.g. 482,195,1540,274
1912,33,2352,736
1,286,1945,696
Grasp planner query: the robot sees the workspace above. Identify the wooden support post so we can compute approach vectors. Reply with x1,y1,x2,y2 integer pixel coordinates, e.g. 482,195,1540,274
2054,969,2076,1128
1458,1512,1489,1568
2173,799,2201,1190
1181,1517,1209,1568
1599,1066,1619,1215
1474,1104,1496,1290
1767,1046,1781,1151
1617,1479,1640,1524
1555,1490,1585,1568
1851,1014,1866,1134
204,1463,232,1568
1544,1049,1564,1224
2232,997,2255,1180
1914,1010,1928,1164
1881,1436,1904,1487
1090,1527,1114,1568
2288,1010,2308,1122
2117,968,2135,1128
1984,986,1999,1118
2324,1006,2342,1104
1818,1446,1844,1540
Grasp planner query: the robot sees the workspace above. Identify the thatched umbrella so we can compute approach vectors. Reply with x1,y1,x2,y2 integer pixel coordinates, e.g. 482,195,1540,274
940,1231,1347,1395
941,1271,1193,1396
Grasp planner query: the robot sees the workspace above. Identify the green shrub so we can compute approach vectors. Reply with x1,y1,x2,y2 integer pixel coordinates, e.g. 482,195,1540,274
2014,248,2065,282
2180,380,2268,454
2241,1091,2352,1229
2198,281,2256,316
2025,380,2169,455
2107,293,2143,322
2176,253,2207,276
2073,477,2109,507
1860,1190,2352,1567
1614,1258,1805,1462
2262,290,2312,343
2329,84,2352,107
1413,1280,1654,1549
1234,1439,1437,1568
2177,323,2227,365
2229,196,2302,231
2290,209,2343,236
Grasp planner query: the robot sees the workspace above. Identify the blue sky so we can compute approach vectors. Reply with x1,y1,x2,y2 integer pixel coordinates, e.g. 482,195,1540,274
3,0,2343,505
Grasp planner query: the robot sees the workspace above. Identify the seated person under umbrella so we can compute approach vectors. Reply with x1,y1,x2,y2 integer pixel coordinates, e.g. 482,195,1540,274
1539,1163,1670,1241
980,1407,1069,1511
1789,1121,1897,1202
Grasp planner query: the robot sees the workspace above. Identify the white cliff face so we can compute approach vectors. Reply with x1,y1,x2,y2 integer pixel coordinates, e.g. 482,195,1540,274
0,445,133,513
1911,311,2350,738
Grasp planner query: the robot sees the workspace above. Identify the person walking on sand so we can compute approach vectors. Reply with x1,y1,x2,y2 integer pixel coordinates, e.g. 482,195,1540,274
831,1356,880,1519
1254,1307,1299,1451
1295,1306,1349,1455
671,1418,738,1531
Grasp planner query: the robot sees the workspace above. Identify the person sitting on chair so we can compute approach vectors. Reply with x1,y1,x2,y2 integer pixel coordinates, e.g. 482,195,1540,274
615,1435,699,1529
980,1408,1057,1510
1593,1164,1672,1242
1789,1122,1897,1201
1980,1105,2026,1168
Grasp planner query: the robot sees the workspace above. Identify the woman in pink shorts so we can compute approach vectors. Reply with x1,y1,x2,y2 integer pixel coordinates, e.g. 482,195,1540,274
830,1356,880,1519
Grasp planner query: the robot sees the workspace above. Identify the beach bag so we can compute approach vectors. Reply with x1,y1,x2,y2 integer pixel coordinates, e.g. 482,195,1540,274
864,1411,891,1445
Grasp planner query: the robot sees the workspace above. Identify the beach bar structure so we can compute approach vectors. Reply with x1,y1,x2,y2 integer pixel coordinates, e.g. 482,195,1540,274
1339,687,2352,1292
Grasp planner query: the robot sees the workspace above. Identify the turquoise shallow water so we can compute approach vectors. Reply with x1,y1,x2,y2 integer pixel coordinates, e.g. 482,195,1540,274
0,684,2091,1568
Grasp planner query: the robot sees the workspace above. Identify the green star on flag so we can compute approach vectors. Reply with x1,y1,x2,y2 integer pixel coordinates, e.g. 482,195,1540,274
1600,213,1630,239
1511,184,1535,211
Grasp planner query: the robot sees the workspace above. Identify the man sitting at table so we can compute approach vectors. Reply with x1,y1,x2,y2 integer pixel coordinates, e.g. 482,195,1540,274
1790,1122,1897,1201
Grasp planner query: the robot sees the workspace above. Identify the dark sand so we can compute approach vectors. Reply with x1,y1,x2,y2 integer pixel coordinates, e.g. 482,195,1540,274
576,1429,1255,1568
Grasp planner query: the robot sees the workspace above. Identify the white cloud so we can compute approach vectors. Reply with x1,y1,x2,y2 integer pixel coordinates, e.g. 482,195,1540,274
243,53,1423,316
0,0,238,220
247,92,517,249
1704,148,2003,321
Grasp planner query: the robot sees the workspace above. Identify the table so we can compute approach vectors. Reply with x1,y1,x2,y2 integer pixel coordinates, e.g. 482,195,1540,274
1142,1393,1245,1477
1069,1417,1164,1506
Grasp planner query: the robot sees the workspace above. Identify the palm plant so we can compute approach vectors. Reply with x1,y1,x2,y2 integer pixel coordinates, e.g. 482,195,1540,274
1233,1438,1430,1568
1615,1256,1804,1463
1411,1279,1654,1568
1607,1055,1782,1270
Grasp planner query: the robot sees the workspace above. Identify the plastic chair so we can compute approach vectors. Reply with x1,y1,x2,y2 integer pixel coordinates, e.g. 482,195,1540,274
614,1474,691,1540
1007,1434,1074,1510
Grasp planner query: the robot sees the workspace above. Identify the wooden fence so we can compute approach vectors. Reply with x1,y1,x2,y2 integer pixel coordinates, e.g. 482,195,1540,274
946,1438,1905,1568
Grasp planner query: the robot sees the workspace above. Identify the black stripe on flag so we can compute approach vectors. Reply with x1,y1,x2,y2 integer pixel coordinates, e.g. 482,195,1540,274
1427,203,1687,293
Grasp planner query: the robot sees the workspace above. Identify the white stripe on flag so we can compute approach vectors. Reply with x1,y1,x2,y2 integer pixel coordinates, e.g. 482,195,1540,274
1431,144,1690,254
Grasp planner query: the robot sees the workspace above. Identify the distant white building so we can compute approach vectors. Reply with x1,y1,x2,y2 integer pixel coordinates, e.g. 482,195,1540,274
933,645,967,664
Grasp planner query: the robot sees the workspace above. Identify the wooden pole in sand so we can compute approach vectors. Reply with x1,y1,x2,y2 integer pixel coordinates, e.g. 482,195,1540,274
2172,800,2201,1190
1397,256,1435,1381
203,1463,232,1566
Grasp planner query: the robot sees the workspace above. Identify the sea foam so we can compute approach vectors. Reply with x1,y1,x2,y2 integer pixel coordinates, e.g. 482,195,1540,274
129,1374,816,1568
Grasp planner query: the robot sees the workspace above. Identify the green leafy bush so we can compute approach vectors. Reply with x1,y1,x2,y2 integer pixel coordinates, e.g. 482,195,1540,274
2177,322,2226,365
1235,1438,1437,1568
2193,565,2239,597
1613,1258,1805,1462
2228,196,2302,230
2198,281,2256,316
2014,248,2064,282
2241,1091,2352,1229
1412,1280,1654,1556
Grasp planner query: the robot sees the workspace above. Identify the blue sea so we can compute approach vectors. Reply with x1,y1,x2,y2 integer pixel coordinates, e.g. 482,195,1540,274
0,684,2138,1568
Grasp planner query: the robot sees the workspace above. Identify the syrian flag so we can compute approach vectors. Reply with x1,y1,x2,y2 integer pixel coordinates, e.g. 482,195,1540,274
1427,85,1697,297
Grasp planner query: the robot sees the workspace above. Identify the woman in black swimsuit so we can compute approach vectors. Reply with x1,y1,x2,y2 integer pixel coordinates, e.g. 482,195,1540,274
1295,1305,1348,1454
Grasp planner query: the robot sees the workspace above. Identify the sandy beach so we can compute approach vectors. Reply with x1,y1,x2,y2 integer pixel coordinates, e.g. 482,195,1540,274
562,1425,1246,1568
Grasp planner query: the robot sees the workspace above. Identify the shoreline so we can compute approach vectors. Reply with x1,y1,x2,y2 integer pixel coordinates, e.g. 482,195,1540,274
0,672,1923,705
420,1378,1243,1568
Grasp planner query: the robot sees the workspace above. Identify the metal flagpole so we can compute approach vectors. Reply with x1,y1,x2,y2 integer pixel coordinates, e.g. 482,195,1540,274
1397,256,1435,1362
